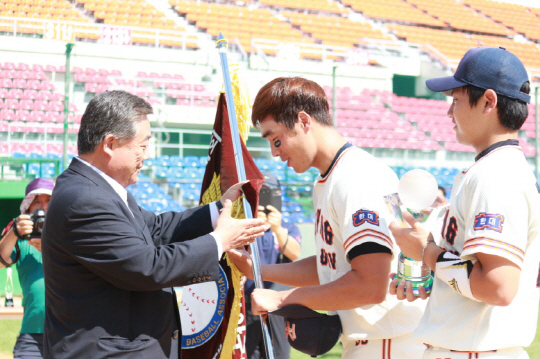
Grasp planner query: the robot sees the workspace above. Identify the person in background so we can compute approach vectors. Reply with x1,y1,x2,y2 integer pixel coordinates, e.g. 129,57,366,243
0,178,54,359
245,172,302,359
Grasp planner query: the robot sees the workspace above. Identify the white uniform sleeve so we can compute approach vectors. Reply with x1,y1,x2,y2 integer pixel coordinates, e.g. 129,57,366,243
460,173,528,268
330,174,396,262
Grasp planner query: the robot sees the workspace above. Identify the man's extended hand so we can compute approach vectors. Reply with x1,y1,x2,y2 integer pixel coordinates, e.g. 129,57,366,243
220,181,249,204
214,200,265,252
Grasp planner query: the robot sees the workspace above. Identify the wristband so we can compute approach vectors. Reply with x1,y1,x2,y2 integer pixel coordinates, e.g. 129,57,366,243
435,251,480,301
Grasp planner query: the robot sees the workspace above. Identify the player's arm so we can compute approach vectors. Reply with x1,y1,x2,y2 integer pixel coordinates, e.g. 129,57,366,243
228,249,320,287
393,214,521,306
250,251,391,314
0,215,33,268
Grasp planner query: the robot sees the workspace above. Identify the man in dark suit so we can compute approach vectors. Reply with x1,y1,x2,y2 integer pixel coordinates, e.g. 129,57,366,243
41,90,265,359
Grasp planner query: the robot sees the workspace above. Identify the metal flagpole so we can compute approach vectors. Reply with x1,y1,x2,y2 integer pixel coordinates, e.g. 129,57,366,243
216,32,275,359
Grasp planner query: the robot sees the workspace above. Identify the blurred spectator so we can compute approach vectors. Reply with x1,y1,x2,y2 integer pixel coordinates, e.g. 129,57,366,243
0,178,54,359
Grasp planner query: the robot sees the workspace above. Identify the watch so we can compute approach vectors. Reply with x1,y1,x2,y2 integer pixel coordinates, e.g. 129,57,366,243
216,200,223,212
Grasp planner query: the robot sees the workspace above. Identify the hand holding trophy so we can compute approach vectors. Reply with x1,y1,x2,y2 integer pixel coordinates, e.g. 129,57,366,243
384,169,445,297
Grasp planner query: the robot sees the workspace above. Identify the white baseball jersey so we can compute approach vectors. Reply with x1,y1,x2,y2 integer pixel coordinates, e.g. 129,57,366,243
313,145,425,341
413,144,540,351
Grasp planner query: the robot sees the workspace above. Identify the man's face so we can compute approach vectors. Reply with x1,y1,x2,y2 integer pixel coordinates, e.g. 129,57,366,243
28,194,51,214
109,118,151,187
259,115,313,173
448,87,486,147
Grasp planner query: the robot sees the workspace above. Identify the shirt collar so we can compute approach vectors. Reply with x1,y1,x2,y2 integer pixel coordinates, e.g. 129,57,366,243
475,139,520,162
74,157,130,210
321,142,353,178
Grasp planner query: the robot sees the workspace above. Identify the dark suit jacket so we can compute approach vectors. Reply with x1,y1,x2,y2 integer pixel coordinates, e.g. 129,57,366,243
42,158,220,359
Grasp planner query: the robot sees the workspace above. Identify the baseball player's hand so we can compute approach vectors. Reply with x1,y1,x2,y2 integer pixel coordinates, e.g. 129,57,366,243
215,200,265,252
251,288,287,315
227,248,254,280
388,273,429,302
220,181,249,204
14,214,33,238
389,211,428,261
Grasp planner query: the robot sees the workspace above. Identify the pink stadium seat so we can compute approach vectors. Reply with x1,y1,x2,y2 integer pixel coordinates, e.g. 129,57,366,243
137,71,148,78
98,69,109,76
85,82,98,93
44,65,57,72
85,68,97,76
32,64,44,72
34,100,48,111
110,69,122,76
16,63,29,71
172,74,184,80
19,99,34,110
15,110,31,121
0,109,16,120
161,73,172,79
12,79,26,89
149,72,160,78
49,101,64,112
5,98,20,109
2,62,15,70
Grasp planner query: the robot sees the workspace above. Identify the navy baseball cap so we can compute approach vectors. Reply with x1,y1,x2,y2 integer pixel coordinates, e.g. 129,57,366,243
270,304,341,357
426,47,530,103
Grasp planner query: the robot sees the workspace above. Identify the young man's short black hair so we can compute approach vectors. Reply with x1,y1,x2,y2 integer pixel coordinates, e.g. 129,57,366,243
464,82,530,131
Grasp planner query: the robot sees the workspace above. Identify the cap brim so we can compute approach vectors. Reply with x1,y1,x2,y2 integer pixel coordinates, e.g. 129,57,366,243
426,76,468,95
269,304,326,319
27,189,53,197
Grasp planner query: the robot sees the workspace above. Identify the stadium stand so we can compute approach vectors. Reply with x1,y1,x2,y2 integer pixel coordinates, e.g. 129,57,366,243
1,0,540,217
169,0,313,54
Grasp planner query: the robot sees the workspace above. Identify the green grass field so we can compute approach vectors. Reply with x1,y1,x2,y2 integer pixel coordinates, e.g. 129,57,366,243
1,309,539,359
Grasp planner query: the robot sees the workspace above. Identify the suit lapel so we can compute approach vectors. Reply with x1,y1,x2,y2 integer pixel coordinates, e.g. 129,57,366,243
127,192,152,245
69,158,152,245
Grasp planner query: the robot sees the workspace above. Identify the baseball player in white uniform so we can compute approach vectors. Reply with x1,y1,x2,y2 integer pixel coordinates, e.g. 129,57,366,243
230,77,426,359
390,47,539,359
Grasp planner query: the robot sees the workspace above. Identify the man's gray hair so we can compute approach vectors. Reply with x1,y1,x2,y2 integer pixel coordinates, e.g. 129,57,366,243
78,90,153,155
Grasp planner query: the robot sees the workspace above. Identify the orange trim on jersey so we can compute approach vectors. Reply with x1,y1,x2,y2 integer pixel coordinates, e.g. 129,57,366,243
465,237,525,256
463,243,524,262
462,146,522,174
344,229,393,252
317,147,356,184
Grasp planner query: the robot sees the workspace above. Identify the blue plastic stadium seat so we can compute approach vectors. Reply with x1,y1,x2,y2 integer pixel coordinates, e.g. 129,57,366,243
155,155,170,167
183,156,200,167
169,155,184,167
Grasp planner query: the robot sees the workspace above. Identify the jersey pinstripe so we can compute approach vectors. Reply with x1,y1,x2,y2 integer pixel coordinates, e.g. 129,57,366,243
413,145,540,351
313,146,425,341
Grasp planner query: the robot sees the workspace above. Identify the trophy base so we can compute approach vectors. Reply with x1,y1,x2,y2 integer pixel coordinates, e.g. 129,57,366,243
393,274,433,296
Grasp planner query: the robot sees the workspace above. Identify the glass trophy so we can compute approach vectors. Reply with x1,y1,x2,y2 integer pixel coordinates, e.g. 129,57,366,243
383,193,446,296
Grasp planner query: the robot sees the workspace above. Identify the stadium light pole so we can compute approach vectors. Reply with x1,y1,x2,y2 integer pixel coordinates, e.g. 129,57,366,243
63,43,74,170
332,65,337,128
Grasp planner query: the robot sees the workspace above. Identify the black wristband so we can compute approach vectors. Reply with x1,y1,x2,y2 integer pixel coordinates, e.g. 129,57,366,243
216,200,223,212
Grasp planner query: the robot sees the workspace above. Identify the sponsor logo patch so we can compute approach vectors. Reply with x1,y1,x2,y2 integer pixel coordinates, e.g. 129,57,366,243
473,213,504,233
352,210,379,227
